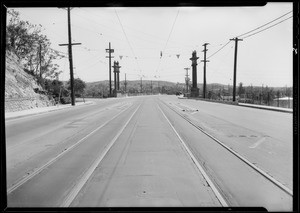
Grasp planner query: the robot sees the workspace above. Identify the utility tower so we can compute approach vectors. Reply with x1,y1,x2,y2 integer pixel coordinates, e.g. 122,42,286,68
201,43,209,99
112,61,121,97
106,42,114,96
39,43,42,78
113,61,117,96
140,77,143,94
59,7,81,106
230,37,243,102
184,67,190,93
124,73,127,93
190,51,199,97
116,62,121,91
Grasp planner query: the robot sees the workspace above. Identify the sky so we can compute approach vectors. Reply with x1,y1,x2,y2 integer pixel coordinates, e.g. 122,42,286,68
8,3,293,87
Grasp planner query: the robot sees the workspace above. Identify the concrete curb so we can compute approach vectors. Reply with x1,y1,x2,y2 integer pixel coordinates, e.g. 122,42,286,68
5,101,94,120
238,103,293,113
187,97,292,113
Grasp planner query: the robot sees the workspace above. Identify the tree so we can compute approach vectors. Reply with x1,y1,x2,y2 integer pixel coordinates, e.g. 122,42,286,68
44,79,69,98
238,82,245,96
68,78,86,97
6,9,64,83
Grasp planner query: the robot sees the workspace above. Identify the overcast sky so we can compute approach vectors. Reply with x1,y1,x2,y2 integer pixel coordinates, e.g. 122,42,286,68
10,3,293,87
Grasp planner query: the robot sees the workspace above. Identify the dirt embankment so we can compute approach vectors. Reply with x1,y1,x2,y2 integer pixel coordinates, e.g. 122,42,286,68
5,51,55,112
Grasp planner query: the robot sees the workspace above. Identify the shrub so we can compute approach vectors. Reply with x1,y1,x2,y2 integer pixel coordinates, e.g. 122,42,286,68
60,96,71,104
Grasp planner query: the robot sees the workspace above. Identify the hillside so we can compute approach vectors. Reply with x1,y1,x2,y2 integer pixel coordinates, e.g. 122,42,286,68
5,51,55,112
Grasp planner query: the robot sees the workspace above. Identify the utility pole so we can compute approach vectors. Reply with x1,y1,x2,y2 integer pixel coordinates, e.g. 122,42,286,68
117,62,120,91
230,37,243,102
201,43,209,99
277,90,280,107
59,7,81,106
39,43,42,79
106,42,114,96
124,73,127,93
140,77,143,94
190,51,199,97
113,61,117,97
158,81,160,94
261,84,263,104
184,67,190,93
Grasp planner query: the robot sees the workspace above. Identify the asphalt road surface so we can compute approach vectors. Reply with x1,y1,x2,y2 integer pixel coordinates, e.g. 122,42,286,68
5,95,293,210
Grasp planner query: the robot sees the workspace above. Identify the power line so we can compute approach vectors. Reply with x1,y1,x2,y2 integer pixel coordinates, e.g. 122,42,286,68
241,16,293,39
161,8,180,56
156,8,180,73
236,10,292,38
114,8,142,73
78,7,190,49
207,11,292,60
207,41,231,59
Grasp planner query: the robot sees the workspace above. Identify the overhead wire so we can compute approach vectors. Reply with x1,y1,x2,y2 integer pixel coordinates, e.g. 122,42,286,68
155,8,180,73
78,7,192,49
206,10,292,60
114,8,142,73
207,41,232,59
240,15,293,39
236,10,292,38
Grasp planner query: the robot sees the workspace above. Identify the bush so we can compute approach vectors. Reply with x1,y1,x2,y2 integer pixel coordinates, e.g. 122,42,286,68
60,96,71,104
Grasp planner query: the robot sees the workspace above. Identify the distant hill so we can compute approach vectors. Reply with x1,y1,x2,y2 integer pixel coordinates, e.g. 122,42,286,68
84,79,292,98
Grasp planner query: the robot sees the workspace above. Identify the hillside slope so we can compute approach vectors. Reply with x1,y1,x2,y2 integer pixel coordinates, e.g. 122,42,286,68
5,51,55,112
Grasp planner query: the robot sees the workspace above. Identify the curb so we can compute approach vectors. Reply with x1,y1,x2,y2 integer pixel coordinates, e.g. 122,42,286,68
5,101,94,121
187,97,292,113
238,104,293,114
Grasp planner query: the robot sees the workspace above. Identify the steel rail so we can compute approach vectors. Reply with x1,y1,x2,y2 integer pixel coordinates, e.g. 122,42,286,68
157,103,229,207
160,99,293,197
7,102,133,194
60,103,142,207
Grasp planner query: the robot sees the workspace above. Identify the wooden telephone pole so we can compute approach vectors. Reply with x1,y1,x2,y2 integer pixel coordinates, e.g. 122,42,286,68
184,67,190,93
39,43,42,79
106,42,114,96
201,43,209,99
59,7,81,106
140,77,143,94
124,73,127,93
230,37,243,102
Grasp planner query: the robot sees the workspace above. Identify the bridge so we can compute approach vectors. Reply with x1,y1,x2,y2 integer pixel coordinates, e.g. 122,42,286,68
5,95,293,210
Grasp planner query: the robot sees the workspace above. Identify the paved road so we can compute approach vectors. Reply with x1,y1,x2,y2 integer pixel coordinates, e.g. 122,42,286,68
161,96,293,190
5,95,293,210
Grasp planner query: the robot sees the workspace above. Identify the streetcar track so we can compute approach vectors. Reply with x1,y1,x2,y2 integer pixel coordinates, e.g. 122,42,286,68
160,99,293,197
157,103,229,207
7,101,134,194
7,102,131,153
60,103,142,207
5,101,95,123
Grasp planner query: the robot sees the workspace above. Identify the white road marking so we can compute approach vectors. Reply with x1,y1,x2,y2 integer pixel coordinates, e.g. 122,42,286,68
60,103,142,207
157,104,229,207
249,137,266,149
178,103,198,111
